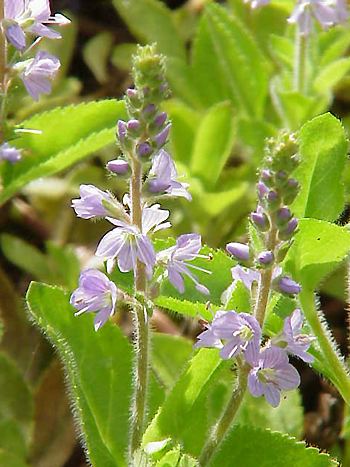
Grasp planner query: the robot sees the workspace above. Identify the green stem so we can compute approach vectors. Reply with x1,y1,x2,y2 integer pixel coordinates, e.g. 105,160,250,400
299,289,350,406
130,157,150,456
293,27,307,94
0,0,7,143
199,362,250,465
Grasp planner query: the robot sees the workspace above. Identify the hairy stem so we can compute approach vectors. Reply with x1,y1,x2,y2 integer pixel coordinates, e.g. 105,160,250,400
199,362,250,465
299,289,350,407
293,27,307,94
130,157,150,456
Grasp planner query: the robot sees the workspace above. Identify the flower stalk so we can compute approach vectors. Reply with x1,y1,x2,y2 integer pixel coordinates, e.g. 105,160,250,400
293,26,308,94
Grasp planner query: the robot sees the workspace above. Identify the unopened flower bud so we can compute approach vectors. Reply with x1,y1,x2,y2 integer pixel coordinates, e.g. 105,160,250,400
258,251,274,266
154,123,171,148
266,190,280,209
279,218,298,240
276,206,292,227
251,211,270,232
143,103,156,117
154,112,167,128
117,120,127,142
226,242,250,262
283,178,299,204
276,276,301,295
137,142,152,158
257,181,269,199
126,88,138,99
260,169,273,186
106,159,129,175
127,119,141,132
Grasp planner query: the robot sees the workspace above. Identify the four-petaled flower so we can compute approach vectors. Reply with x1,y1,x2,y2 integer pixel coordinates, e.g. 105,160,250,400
288,0,342,35
272,308,314,363
156,233,210,295
70,269,117,331
96,204,170,275
248,346,301,407
3,0,70,50
148,150,191,200
17,51,60,100
195,310,261,365
72,184,117,220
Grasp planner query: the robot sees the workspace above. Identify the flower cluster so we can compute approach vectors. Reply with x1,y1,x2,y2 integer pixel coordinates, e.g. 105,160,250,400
70,46,210,329
196,308,313,407
246,0,348,34
226,132,302,299
0,0,69,163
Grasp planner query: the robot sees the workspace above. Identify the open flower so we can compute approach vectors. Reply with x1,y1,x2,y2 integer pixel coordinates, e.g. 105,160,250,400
0,143,22,163
17,51,60,100
157,233,210,295
96,204,170,275
195,310,261,365
248,346,300,407
72,185,116,219
148,150,191,200
70,269,117,331
3,0,70,50
288,0,339,35
272,309,314,363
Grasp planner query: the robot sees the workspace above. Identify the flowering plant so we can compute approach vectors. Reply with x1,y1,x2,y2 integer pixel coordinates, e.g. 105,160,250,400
1,0,350,466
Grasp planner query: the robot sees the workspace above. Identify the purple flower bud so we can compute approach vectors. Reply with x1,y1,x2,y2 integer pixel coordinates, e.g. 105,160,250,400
0,143,22,163
286,217,298,234
106,159,129,175
154,123,171,148
143,103,156,117
117,120,127,141
267,190,278,202
277,276,301,295
127,119,141,133
126,88,137,99
257,181,268,199
226,242,250,262
260,169,273,186
258,251,274,266
251,211,269,231
137,142,152,158
276,170,288,181
277,207,292,222
154,112,167,128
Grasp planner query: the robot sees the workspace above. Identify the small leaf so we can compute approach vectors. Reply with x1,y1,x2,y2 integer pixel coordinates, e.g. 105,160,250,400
314,58,350,94
0,100,126,204
292,113,348,222
26,283,133,466
83,32,114,84
284,219,350,289
190,102,236,187
210,425,336,467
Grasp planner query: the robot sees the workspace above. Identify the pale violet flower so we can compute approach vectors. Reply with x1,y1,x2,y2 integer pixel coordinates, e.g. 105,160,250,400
148,150,191,200
0,143,22,163
72,184,116,220
96,204,170,275
248,346,300,407
17,51,60,100
195,310,261,365
3,0,70,50
288,0,340,35
70,269,117,331
156,233,210,295
272,309,314,363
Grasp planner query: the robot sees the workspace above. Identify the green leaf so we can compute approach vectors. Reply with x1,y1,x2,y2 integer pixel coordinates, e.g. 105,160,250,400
190,102,235,187
111,43,138,71
210,425,336,467
196,4,270,118
0,353,33,448
26,282,133,467
0,100,126,204
152,334,193,390
292,113,348,222
0,450,29,467
111,0,185,61
238,390,303,438
142,349,224,453
83,32,114,84
284,219,350,289
314,58,350,94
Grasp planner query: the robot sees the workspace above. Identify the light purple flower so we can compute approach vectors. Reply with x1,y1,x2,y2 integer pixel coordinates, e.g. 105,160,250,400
288,0,339,35
272,309,314,363
245,0,270,8
96,204,170,275
248,346,300,407
231,265,260,291
70,269,117,331
157,233,210,295
106,159,129,175
148,150,191,200
72,184,118,220
18,51,60,100
335,0,349,22
0,143,22,163
276,276,302,295
195,310,261,365
4,0,70,50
